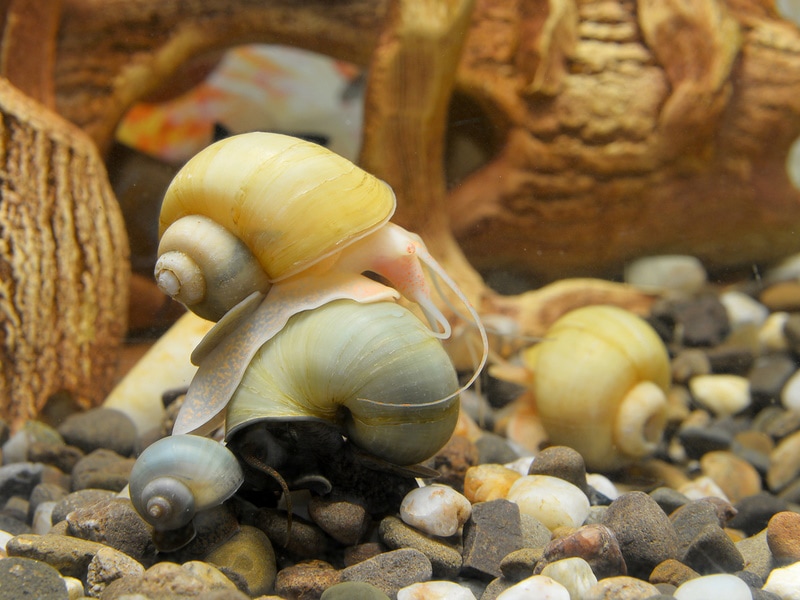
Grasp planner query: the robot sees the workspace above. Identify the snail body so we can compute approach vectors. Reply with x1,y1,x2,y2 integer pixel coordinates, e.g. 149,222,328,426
522,305,671,471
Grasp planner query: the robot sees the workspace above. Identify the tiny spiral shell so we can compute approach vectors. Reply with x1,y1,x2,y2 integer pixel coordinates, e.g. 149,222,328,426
129,435,244,530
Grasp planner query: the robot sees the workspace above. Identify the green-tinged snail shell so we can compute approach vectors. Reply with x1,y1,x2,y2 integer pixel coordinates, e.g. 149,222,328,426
129,435,244,530
225,299,460,466
155,132,396,321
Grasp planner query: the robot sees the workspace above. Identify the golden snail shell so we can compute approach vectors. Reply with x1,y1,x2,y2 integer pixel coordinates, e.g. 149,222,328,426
523,305,671,471
224,299,460,466
155,132,396,320
129,435,244,530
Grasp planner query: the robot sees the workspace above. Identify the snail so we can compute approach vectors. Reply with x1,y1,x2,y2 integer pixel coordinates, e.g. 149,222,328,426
520,305,671,471
154,132,487,438
129,434,243,532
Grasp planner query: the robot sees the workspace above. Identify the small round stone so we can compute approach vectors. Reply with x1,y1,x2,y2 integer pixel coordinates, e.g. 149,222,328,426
204,525,277,597
397,580,477,599
506,475,589,531
85,545,145,597
341,548,432,599
649,558,699,587
539,557,597,599
781,368,800,411
688,375,751,417
274,559,341,600
759,311,790,353
320,581,391,600
624,255,707,294
728,492,789,536
766,511,800,562
400,484,472,537
308,495,370,545
496,574,570,599
463,464,521,503
763,561,800,599
584,575,659,599
538,523,626,579
378,516,463,579
699,450,762,503
674,573,753,600
57,408,137,457
767,430,800,492
528,446,588,494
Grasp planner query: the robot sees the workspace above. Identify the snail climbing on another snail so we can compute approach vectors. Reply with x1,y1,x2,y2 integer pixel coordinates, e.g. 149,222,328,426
154,132,488,439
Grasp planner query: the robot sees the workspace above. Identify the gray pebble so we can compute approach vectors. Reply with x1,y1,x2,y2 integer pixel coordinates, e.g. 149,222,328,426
379,515,462,579
28,441,84,474
341,548,432,598
66,497,156,562
6,533,110,580
498,547,540,581
527,446,588,494
320,581,391,600
0,462,43,506
0,508,30,535
585,575,660,600
728,492,789,536
705,346,755,376
27,483,68,523
474,433,519,465
677,425,732,459
308,495,370,546
748,355,797,411
461,499,523,580
682,523,745,574
85,545,145,597
70,449,135,492
650,487,690,516
735,530,775,581
601,491,679,579
480,576,515,600
672,349,712,383
0,556,68,600
519,513,551,550
57,408,137,457
1,422,63,464
51,489,117,525
670,500,725,556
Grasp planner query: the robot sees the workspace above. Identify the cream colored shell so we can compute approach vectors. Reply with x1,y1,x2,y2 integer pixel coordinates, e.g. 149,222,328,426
158,132,396,283
524,304,671,471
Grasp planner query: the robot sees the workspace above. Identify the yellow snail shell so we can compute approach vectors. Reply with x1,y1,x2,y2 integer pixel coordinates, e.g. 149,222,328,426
522,305,671,471
224,299,460,466
155,132,395,321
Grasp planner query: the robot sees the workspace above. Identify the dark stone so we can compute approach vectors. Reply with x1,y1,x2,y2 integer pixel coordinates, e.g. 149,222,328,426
57,408,137,457
340,548,432,598
475,433,520,465
0,463,43,506
706,346,755,376
536,523,626,579
682,523,744,574
461,499,523,580
748,355,798,411
677,426,732,459
0,556,68,600
527,446,588,494
70,449,135,492
728,492,789,536
649,487,690,516
320,581,391,600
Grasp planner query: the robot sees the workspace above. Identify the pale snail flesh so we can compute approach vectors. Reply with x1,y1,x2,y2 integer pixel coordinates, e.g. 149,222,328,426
129,434,243,531
224,299,461,466
523,305,671,471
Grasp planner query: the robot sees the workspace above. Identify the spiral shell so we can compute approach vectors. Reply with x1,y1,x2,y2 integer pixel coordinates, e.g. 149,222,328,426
224,299,460,466
129,435,244,530
156,133,396,314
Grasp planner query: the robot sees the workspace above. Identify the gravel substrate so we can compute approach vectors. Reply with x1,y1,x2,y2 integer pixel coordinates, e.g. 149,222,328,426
2,257,800,599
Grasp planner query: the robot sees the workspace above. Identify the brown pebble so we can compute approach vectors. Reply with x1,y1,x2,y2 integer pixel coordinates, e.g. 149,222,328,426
585,575,660,599
528,445,588,494
759,281,800,312
275,559,342,600
648,558,699,587
70,449,135,492
536,523,626,579
204,525,277,597
700,451,762,502
66,497,156,562
307,495,370,546
343,542,385,567
767,511,800,563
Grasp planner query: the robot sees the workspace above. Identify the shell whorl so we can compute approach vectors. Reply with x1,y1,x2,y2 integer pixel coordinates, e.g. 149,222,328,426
224,299,460,466
158,132,396,284
129,435,244,530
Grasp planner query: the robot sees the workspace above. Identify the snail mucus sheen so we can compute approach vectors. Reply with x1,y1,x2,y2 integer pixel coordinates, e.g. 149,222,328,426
130,133,488,543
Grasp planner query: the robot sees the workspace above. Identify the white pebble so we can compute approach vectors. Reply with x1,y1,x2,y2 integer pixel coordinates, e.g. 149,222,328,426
679,476,730,502
400,484,472,537
688,374,751,416
759,311,790,354
32,500,56,535
506,475,590,531
586,473,620,500
398,581,477,600
540,557,597,599
504,456,535,475
764,560,800,599
766,251,800,283
674,573,753,600
624,255,707,293
63,576,86,599
496,575,571,600
0,530,13,553
781,369,800,411
720,290,770,329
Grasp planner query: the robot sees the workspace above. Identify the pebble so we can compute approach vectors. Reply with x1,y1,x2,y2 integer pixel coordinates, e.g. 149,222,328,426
658,293,730,347
763,561,800,599
673,573,754,599
682,523,745,574
247,507,330,560
650,486,691,515
729,492,789,536
274,559,341,599
0,556,68,600
767,430,800,492
527,446,588,493
500,548,542,581
181,560,241,593
780,369,800,411
539,557,597,599
624,255,707,294
307,495,370,545
584,575,660,599
65,497,155,561
766,511,800,563
759,311,790,353
700,450,762,502
340,548,433,598
495,574,570,599
100,560,249,599
69,449,135,492
678,475,730,501
203,525,276,597
84,545,145,597
461,499,522,579
506,475,589,530
585,473,619,501
0,463,43,506
1,422,63,465
399,484,471,537
519,512,552,549
56,408,137,457
689,375,751,417
721,290,770,328
5,533,110,580
760,281,800,312
425,435,478,493
463,464,521,503
397,580,477,599
671,500,724,555
537,523,627,579
749,354,798,410
474,433,520,465
735,530,775,581
320,581,391,599
649,558,700,587
601,491,679,579
50,489,117,524
378,516,463,579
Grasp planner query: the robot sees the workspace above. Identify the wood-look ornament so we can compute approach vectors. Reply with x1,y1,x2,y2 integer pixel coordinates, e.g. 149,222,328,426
0,78,130,430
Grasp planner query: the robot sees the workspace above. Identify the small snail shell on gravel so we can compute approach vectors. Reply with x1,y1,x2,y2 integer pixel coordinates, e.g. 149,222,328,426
522,305,671,471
